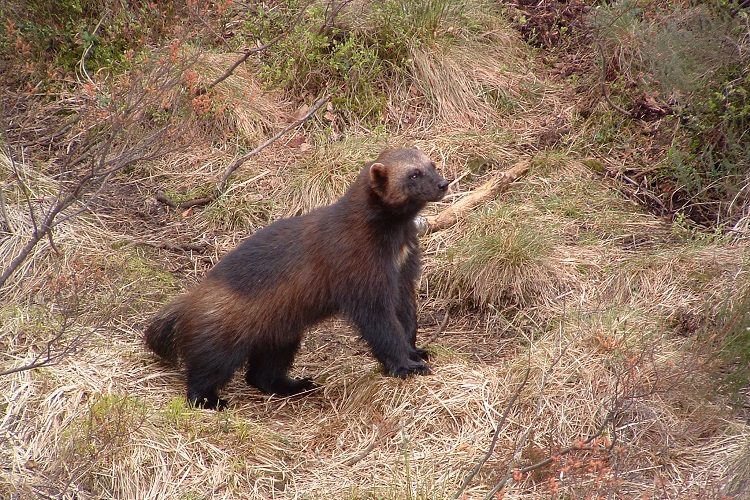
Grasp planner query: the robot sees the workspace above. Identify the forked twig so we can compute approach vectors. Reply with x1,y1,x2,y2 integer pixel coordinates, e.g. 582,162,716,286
452,364,533,499
200,1,314,93
216,95,330,193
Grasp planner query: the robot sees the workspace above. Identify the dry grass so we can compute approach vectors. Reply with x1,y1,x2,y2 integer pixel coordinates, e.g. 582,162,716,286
2,5,750,499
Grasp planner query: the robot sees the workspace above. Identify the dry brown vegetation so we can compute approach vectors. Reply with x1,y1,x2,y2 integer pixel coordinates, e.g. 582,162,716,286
2,1,750,498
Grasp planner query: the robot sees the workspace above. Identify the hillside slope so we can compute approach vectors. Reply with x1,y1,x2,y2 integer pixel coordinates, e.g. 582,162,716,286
2,1,749,498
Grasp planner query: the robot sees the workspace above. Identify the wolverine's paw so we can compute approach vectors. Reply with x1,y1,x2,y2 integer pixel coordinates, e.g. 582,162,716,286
411,347,430,361
188,395,228,411
387,360,432,378
265,376,319,397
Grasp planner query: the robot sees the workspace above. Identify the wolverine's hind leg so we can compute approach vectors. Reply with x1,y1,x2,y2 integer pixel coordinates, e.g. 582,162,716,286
184,343,246,410
245,338,317,396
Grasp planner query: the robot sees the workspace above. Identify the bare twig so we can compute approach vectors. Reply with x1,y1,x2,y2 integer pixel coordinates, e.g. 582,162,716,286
201,1,314,93
452,365,533,499
0,279,96,376
0,183,13,233
421,309,450,347
169,94,329,211
0,51,189,289
155,191,177,208
615,171,667,213
454,304,587,499
0,319,92,377
217,95,330,192
319,0,356,35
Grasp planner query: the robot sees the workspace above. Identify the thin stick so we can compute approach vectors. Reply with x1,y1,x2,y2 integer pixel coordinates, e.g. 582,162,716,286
0,184,13,233
164,95,330,212
452,365,533,499
421,309,450,347
215,95,330,194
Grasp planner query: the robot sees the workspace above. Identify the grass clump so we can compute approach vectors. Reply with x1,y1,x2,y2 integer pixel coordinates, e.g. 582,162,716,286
430,207,563,309
203,194,275,232
277,140,385,215
244,0,506,124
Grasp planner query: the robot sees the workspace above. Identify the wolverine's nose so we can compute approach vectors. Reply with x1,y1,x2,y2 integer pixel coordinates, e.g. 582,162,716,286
438,180,449,191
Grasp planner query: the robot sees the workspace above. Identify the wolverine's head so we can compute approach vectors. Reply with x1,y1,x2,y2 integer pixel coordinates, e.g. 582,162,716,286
367,147,449,216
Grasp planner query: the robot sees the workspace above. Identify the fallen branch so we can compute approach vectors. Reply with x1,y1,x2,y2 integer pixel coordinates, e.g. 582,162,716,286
421,160,530,233
125,239,209,254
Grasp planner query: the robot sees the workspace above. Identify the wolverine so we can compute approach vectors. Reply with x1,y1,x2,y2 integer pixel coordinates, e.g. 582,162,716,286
145,147,449,409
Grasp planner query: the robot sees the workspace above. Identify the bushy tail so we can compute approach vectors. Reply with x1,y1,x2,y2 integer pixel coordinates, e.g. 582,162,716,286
144,302,183,363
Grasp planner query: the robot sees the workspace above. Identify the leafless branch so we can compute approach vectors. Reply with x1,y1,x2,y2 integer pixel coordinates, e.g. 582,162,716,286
0,276,97,377
485,408,617,499
452,364,533,499
170,94,330,210
0,50,190,289
319,0,356,35
0,191,11,234
0,317,92,377
216,94,330,192
201,1,314,93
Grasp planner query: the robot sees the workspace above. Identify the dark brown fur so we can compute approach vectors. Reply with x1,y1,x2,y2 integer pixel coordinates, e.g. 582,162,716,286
145,148,449,409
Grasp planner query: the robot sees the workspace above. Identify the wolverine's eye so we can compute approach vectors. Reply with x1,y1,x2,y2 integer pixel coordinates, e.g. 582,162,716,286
409,170,421,180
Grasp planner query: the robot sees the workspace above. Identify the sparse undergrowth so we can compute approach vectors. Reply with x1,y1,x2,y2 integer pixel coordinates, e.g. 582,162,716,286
2,1,750,499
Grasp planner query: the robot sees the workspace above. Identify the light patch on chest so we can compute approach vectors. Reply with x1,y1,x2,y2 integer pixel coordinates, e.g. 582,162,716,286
395,241,416,270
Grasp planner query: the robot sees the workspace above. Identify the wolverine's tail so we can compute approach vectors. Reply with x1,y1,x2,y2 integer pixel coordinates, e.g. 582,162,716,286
144,301,183,363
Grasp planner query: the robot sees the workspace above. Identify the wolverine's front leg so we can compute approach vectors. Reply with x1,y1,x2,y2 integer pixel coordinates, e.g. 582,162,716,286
347,296,431,378
396,249,429,362
395,281,429,362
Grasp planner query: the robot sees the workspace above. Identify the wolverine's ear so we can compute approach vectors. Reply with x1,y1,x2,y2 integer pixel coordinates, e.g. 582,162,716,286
369,162,388,193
